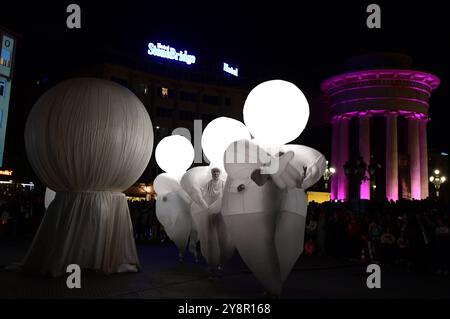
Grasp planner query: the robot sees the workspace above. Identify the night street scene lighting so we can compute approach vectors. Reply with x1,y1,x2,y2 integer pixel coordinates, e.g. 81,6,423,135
0,1,449,313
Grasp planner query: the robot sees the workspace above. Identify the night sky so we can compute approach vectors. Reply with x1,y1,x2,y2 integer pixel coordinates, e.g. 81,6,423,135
1,1,449,182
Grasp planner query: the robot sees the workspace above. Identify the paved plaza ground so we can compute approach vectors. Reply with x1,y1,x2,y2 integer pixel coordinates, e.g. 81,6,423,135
0,239,449,299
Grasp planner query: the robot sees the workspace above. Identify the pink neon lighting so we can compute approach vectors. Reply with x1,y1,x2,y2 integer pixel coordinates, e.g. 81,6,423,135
327,84,431,99
331,110,428,120
330,96,430,108
321,69,440,92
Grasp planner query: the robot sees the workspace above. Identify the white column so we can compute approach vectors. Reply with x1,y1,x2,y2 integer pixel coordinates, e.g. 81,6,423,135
359,113,371,199
331,116,340,200
338,116,350,200
419,117,429,199
385,112,398,201
408,116,421,200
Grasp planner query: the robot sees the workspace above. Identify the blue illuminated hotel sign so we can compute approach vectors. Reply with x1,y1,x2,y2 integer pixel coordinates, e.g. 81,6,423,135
223,62,238,77
147,42,196,65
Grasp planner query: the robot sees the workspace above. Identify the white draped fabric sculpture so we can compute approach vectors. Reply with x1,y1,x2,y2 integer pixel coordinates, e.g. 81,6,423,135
221,80,326,295
154,135,198,262
22,78,154,276
180,117,250,275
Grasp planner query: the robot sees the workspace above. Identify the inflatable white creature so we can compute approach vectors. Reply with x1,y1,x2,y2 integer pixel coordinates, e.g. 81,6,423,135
180,117,251,275
221,80,326,296
154,135,198,261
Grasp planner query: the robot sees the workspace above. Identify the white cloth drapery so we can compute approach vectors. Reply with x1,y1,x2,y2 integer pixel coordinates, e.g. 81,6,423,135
22,78,153,276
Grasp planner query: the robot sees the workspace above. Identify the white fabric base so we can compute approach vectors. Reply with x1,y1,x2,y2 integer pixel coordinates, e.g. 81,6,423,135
21,192,140,277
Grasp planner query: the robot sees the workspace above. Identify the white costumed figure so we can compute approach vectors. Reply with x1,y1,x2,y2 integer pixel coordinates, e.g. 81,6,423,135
221,80,326,296
181,117,250,276
154,135,198,262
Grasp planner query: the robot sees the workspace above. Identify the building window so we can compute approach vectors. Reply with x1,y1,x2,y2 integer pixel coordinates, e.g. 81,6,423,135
161,87,169,98
0,80,5,97
202,94,219,105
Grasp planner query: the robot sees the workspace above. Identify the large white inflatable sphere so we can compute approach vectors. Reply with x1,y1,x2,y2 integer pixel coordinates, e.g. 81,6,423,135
201,117,251,170
243,80,309,146
155,135,194,176
24,78,154,192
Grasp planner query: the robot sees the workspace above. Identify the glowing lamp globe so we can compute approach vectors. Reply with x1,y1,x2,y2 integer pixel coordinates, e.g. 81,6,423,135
155,135,194,176
243,80,309,146
201,117,251,170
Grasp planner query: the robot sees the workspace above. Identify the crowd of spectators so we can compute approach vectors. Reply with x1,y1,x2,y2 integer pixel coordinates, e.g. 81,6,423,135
0,184,44,239
2,186,449,277
305,198,450,276
128,199,166,243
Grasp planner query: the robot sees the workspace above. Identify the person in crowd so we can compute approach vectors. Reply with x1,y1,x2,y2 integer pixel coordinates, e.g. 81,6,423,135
380,227,396,264
434,216,450,276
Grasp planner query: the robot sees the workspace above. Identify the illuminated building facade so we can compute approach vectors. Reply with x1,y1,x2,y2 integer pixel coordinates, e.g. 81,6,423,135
321,68,440,201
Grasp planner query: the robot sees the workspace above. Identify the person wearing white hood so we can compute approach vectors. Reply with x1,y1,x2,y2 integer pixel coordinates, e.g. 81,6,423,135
181,117,250,277
191,167,232,277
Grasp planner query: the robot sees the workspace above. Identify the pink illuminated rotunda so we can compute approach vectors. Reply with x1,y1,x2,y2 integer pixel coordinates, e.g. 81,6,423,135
321,68,440,201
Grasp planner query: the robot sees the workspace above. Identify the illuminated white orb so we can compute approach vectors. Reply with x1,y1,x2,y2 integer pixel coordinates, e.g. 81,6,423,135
202,117,251,169
243,80,309,146
155,135,194,176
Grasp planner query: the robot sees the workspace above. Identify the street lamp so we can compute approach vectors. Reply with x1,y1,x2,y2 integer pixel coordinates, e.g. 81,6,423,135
323,160,336,191
429,169,446,198
368,155,381,198
143,184,153,201
344,155,368,200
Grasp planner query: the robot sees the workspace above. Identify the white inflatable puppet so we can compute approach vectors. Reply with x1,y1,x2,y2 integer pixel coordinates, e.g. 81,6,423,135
180,117,251,275
221,80,326,296
154,135,198,262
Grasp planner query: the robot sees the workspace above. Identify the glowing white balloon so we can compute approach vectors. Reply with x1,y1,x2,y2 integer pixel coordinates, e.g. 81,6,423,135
243,80,309,146
202,117,251,170
155,135,194,176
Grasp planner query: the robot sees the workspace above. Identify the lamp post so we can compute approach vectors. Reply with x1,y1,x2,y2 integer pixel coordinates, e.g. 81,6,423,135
344,155,368,200
429,169,446,198
368,155,381,199
323,160,336,191
143,184,153,201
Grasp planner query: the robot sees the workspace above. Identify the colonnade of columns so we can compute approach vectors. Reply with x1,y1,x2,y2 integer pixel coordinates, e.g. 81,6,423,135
330,112,429,201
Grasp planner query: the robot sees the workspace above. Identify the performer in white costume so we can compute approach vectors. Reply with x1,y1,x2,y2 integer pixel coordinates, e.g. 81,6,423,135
180,117,249,276
194,167,233,275
221,80,326,296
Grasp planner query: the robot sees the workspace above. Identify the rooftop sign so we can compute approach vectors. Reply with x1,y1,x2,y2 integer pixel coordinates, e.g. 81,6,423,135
223,62,238,77
147,42,196,65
